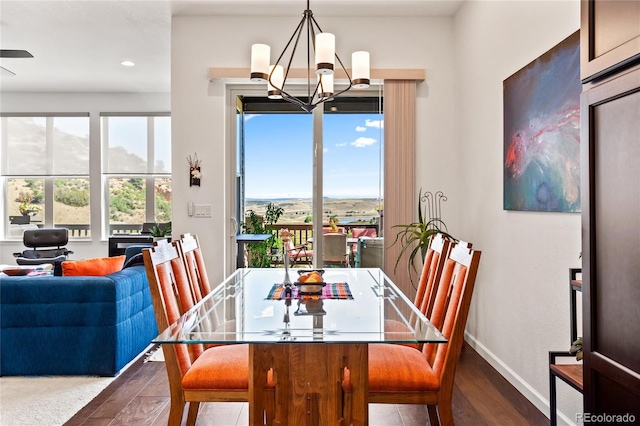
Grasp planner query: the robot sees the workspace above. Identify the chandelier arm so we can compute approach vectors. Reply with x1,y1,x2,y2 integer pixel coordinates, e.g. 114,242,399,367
269,15,306,92
309,14,324,33
281,19,306,90
281,92,308,109
273,26,307,104
334,54,353,87
306,12,315,102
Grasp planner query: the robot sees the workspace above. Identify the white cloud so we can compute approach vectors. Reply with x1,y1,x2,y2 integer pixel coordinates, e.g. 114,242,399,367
355,126,366,132
365,119,383,129
336,142,347,147
244,114,261,121
323,147,329,153
351,137,376,148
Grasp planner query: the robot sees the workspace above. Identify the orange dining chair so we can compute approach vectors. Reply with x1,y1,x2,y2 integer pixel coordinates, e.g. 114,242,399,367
177,233,237,344
179,233,211,303
384,233,452,347
143,240,261,426
367,241,481,426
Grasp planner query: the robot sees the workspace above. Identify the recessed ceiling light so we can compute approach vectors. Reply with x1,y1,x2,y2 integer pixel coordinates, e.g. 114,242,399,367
121,60,135,67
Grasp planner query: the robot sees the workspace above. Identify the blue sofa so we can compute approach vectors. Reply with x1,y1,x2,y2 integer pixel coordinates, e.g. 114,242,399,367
0,264,158,376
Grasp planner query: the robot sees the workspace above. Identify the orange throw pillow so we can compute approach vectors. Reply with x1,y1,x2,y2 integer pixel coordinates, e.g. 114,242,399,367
62,256,126,277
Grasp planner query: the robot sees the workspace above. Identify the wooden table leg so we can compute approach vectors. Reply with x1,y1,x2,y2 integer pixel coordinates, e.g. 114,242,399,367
249,343,368,426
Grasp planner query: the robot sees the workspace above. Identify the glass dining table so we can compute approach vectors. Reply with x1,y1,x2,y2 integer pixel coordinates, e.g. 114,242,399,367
153,267,446,425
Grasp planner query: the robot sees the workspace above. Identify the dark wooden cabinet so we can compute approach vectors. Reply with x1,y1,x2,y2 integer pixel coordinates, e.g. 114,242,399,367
581,0,640,82
581,5,640,414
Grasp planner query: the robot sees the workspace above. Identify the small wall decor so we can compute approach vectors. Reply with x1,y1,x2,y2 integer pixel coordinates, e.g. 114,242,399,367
187,153,202,187
503,31,581,212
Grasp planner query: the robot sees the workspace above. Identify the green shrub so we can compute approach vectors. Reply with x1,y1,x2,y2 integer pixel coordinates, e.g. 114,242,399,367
55,186,89,207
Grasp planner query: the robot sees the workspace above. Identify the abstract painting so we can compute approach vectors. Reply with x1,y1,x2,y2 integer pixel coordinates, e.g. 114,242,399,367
503,31,581,212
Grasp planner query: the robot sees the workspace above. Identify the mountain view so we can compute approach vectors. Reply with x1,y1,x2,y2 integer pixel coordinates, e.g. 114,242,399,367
245,197,382,225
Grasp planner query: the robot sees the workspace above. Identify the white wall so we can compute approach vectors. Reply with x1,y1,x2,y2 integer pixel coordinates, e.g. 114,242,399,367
453,1,582,424
171,15,459,282
0,92,170,264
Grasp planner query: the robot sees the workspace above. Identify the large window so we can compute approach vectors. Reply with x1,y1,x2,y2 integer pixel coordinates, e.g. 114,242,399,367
101,114,171,234
1,115,91,238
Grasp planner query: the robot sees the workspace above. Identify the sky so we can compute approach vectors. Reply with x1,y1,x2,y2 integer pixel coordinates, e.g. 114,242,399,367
106,116,172,173
243,112,384,199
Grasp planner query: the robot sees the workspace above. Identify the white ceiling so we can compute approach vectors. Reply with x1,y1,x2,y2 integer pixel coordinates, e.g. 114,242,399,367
0,0,462,93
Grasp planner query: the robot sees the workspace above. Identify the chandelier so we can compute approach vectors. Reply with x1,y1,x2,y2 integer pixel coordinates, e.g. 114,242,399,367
250,0,370,112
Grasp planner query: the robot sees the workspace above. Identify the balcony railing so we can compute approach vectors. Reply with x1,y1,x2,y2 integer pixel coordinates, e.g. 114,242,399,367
264,223,379,245
27,222,379,242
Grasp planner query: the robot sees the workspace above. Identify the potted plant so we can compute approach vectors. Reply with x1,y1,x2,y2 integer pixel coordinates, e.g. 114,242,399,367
18,202,42,216
149,223,172,241
391,190,456,286
241,203,283,267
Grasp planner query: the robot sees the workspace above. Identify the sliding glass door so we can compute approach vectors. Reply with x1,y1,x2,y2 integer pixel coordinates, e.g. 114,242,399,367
228,85,383,272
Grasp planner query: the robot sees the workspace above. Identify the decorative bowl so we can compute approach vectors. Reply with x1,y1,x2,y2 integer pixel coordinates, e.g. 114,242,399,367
295,270,326,294
2,267,34,276
295,282,326,294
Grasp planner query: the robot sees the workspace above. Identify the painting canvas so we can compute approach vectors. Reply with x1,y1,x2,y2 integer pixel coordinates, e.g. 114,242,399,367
503,31,581,212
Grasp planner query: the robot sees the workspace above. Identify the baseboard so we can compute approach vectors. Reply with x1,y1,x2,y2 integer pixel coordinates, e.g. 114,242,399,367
464,332,576,426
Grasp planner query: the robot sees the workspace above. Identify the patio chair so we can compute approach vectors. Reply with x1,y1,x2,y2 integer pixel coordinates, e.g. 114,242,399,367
143,240,274,426
350,227,377,255
284,238,313,267
366,242,481,425
322,233,349,267
13,228,73,266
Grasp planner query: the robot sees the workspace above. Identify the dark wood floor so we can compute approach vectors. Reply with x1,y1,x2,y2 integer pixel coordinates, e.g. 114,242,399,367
65,344,548,426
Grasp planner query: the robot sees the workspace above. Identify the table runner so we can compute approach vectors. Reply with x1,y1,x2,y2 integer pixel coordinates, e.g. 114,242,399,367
266,283,353,300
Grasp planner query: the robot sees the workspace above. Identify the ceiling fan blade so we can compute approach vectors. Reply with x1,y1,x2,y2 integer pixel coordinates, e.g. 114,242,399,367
1,66,17,76
0,50,34,58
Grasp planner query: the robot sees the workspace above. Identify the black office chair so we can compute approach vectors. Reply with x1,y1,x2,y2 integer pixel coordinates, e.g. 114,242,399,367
13,228,74,265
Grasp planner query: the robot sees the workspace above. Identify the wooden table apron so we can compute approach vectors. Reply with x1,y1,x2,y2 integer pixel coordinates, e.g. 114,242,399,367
249,342,368,426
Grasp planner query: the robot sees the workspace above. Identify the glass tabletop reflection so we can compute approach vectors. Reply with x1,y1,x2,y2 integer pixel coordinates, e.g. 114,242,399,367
153,268,446,345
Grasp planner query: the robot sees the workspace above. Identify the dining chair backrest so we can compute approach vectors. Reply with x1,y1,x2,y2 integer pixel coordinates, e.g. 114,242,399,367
322,232,349,265
179,233,212,302
423,242,481,381
142,240,204,375
413,233,452,318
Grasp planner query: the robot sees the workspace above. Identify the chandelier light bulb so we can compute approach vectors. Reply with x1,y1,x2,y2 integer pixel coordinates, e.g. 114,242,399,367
352,51,370,89
268,65,284,99
251,44,270,81
318,74,334,100
315,33,335,75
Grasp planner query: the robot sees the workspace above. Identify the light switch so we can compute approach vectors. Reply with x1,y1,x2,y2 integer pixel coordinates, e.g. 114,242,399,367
194,204,212,218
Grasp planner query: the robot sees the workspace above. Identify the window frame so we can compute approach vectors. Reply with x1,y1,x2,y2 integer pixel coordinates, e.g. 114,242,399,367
1,113,91,239
100,113,171,236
